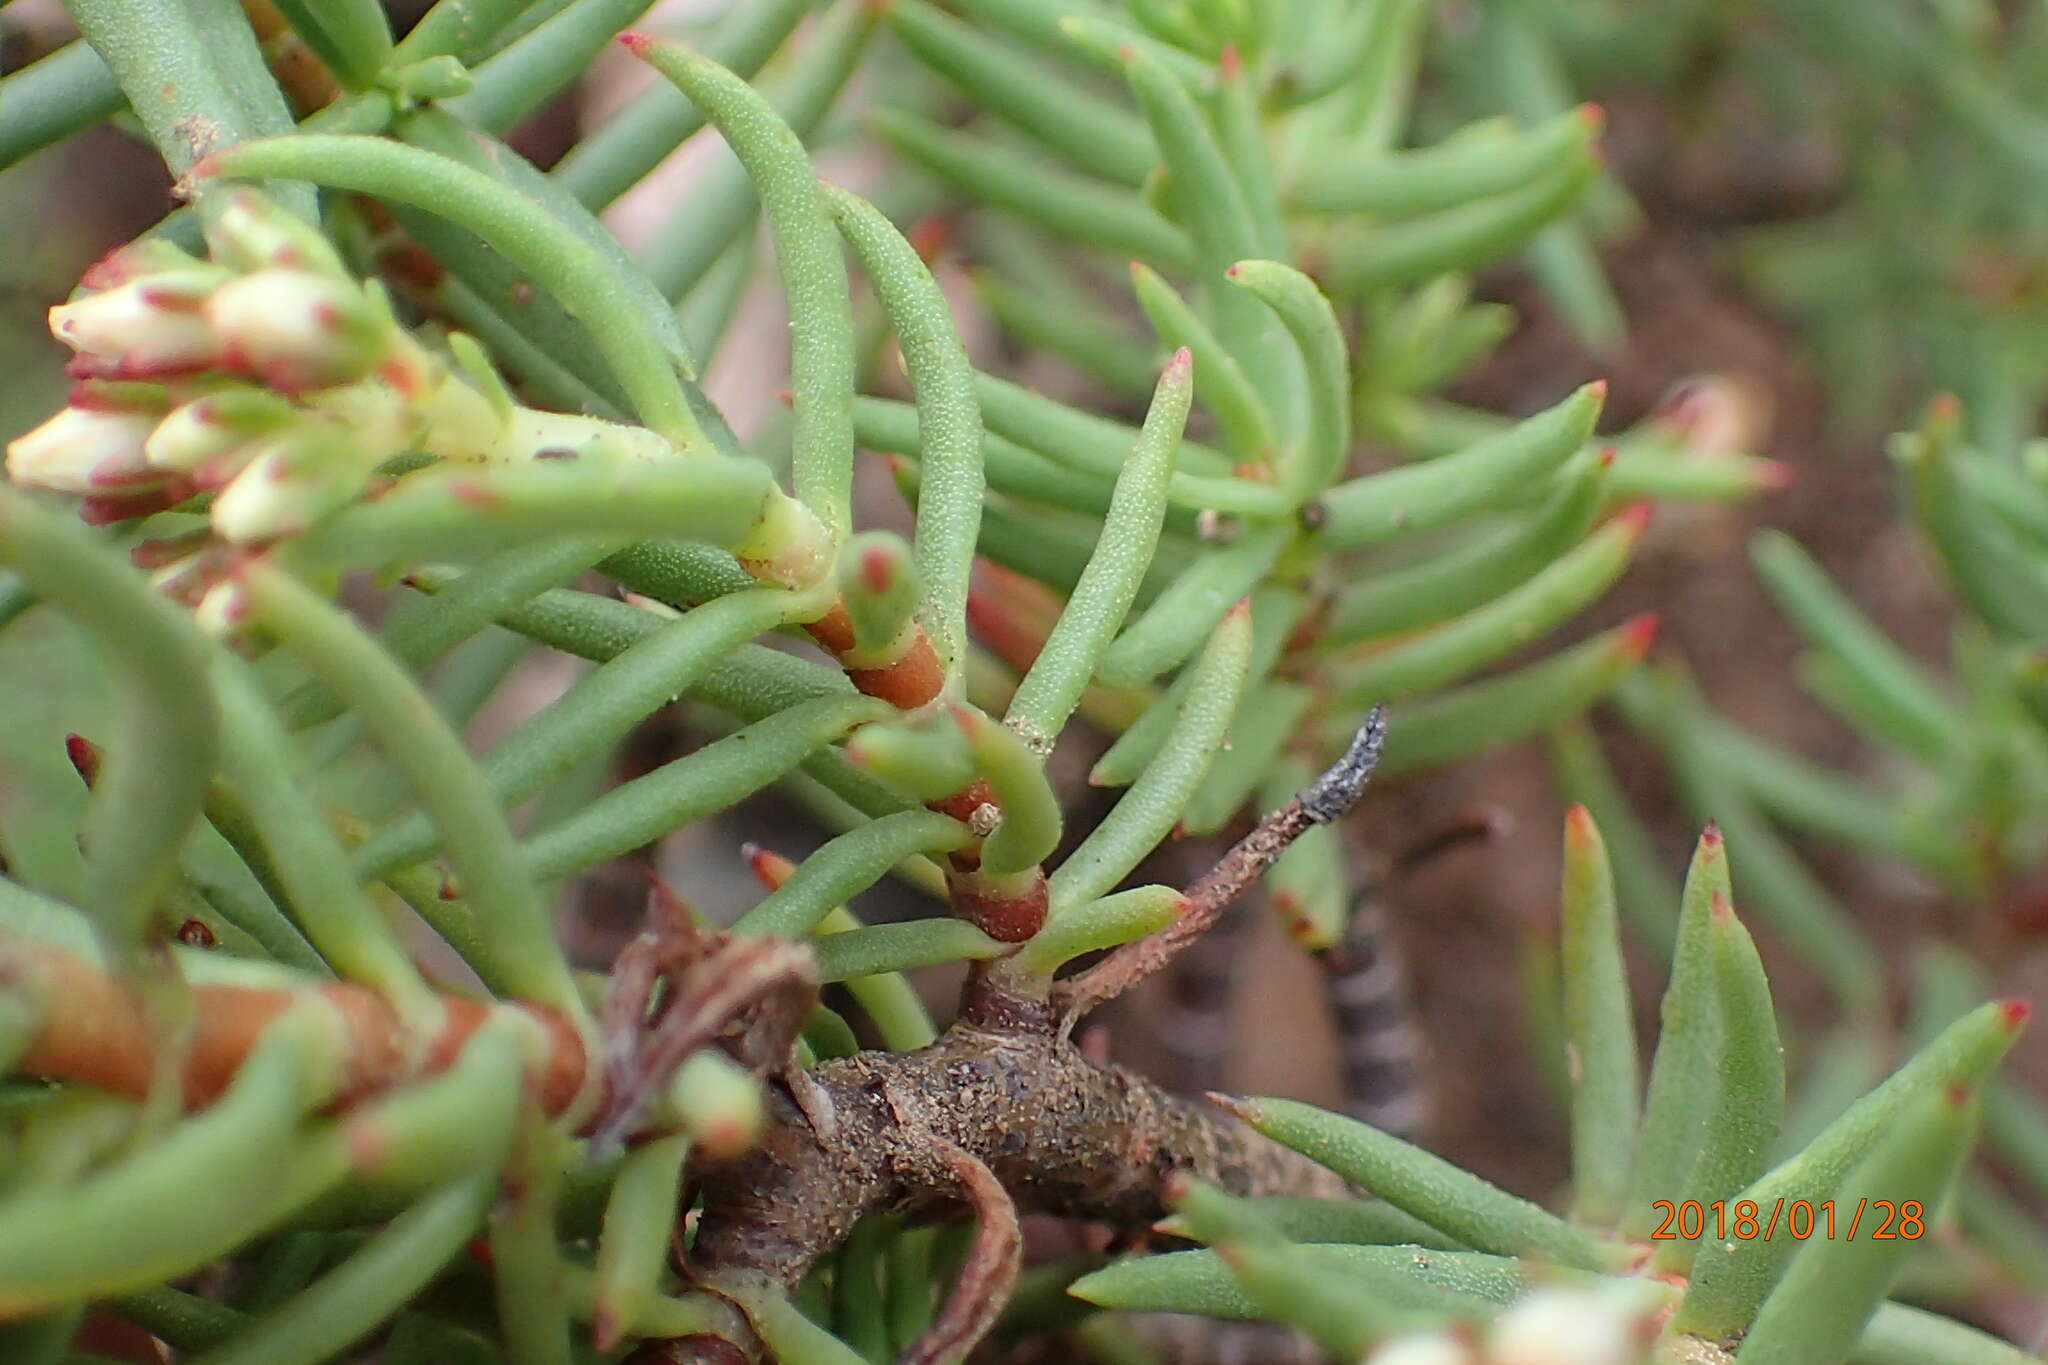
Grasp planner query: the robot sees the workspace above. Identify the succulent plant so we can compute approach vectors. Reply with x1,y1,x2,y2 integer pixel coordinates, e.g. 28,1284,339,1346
0,2,2031,1364
1068,813,2034,1365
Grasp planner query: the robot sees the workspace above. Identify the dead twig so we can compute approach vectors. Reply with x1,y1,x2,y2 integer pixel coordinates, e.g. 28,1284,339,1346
1053,708,1388,1027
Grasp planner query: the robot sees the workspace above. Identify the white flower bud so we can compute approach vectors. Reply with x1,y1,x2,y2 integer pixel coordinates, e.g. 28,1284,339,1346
77,238,205,292
209,431,361,544
1485,1287,1657,1365
49,272,224,378
193,576,251,639
5,406,161,494
205,190,347,276
145,390,299,473
1368,1332,1478,1365
206,269,389,393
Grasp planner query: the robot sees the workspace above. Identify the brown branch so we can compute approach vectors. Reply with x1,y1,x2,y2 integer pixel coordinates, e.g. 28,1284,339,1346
673,970,1351,1362
1054,707,1388,1024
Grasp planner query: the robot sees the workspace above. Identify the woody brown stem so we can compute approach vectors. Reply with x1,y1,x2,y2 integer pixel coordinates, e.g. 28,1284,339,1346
675,971,1350,1362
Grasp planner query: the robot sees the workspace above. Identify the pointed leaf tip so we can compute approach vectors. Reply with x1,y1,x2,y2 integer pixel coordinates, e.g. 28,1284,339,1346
1617,613,1660,656
1617,503,1654,536
64,733,102,786
2001,999,2032,1033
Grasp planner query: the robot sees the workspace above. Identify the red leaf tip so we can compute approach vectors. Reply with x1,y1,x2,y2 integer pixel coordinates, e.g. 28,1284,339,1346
1616,613,1660,657
1587,378,1610,400
617,30,655,54
1617,502,1654,536
860,544,896,595
2000,999,2032,1032
64,733,102,785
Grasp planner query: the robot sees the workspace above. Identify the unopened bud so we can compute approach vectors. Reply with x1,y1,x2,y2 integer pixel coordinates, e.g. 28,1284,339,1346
78,238,205,292
50,271,226,378
146,389,300,473
6,405,161,494
836,530,919,665
206,269,389,392
210,427,363,544
665,1051,764,1159
205,189,347,276
1485,1286,1659,1365
193,575,251,638
1367,1334,1476,1365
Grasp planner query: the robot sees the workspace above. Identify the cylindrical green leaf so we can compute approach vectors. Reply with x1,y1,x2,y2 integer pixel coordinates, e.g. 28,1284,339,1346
1289,108,1595,216
1656,896,1785,1273
523,695,882,880
888,0,1153,185
734,812,971,939
0,1008,348,1315
873,109,1193,271
1007,350,1192,752
828,186,984,673
1733,1086,1976,1365
809,917,1005,982
1751,529,1961,765
1225,1095,1627,1271
632,37,857,540
1373,615,1656,777
1317,383,1603,549
1226,260,1349,499
200,134,705,450
188,1173,493,1365
1560,807,1640,1229
1009,885,1186,978
1098,522,1290,688
1048,603,1252,912
1620,825,1729,1236
1326,453,1604,646
590,1134,688,1353
243,565,582,1024
1674,999,2027,1340
1331,505,1646,708
355,587,813,877
0,487,217,954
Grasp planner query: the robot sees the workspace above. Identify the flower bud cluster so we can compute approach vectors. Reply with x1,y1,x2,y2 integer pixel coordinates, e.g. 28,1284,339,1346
6,190,510,575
